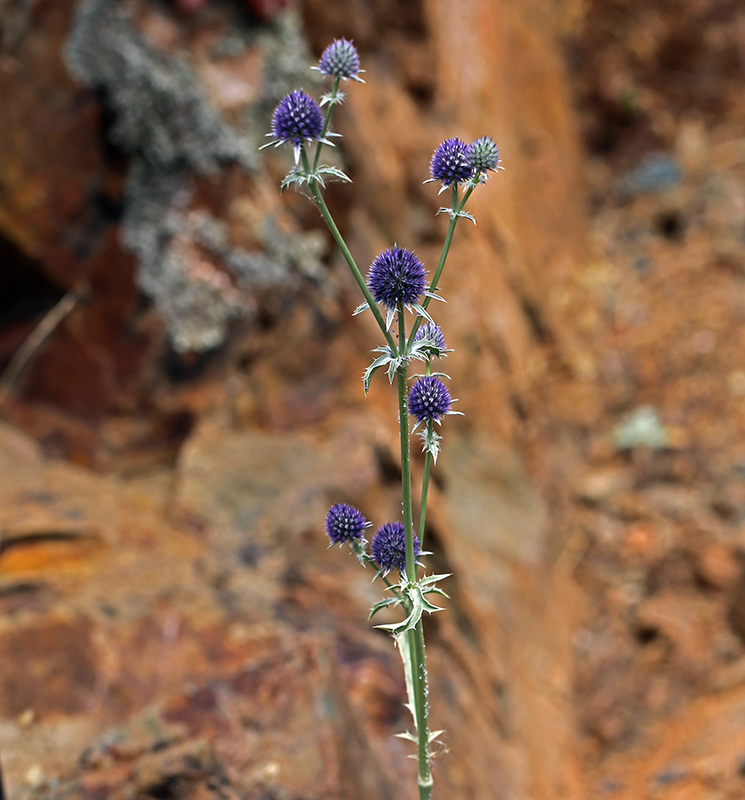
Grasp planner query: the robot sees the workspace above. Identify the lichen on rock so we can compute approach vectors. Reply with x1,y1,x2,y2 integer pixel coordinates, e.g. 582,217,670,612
65,0,250,173
64,0,323,353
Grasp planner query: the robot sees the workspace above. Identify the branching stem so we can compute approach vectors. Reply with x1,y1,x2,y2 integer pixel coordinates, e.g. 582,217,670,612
313,76,340,173
396,304,432,799
418,426,433,547
408,184,474,348
303,150,398,356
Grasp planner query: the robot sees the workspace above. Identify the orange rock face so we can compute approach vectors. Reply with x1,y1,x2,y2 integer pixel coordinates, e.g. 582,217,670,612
0,1,596,799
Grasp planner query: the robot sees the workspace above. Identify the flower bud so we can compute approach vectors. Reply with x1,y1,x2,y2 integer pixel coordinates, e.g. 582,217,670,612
325,503,369,544
371,521,420,573
430,138,474,187
271,90,324,149
408,376,452,423
367,246,426,310
467,136,500,174
319,38,361,80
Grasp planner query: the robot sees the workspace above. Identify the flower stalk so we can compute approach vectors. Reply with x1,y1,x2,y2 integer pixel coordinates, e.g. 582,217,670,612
408,183,474,348
303,150,398,356
313,76,340,173
262,39,501,798
419,424,433,545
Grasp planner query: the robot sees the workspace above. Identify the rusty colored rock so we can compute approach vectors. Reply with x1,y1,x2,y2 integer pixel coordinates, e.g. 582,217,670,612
696,542,741,591
0,616,97,719
7,0,745,798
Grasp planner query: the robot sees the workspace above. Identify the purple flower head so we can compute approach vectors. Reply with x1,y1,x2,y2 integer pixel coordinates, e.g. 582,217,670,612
318,38,361,80
408,376,452,423
467,136,500,175
429,138,474,187
325,503,369,545
371,521,420,574
271,90,324,150
414,321,447,354
367,246,426,310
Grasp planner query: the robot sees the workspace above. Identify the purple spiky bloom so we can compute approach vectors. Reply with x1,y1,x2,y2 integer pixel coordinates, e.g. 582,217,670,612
467,136,500,174
371,521,420,574
367,246,426,310
430,138,474,187
325,503,369,544
271,90,324,149
408,376,452,423
318,38,361,80
414,321,446,353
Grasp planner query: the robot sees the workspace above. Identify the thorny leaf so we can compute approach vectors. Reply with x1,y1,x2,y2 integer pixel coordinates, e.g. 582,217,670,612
410,336,445,362
411,303,434,325
394,629,418,728
424,290,446,303
363,345,397,394
363,352,393,394
437,207,476,225
419,426,442,462
385,305,396,331
317,164,352,183
369,596,400,620
374,581,445,635
320,91,347,106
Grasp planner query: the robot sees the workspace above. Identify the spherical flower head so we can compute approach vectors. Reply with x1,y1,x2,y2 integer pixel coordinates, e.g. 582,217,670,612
325,503,368,545
467,136,500,175
408,376,452,423
271,90,324,149
430,138,474,187
318,38,361,80
371,521,421,574
414,321,446,353
367,246,426,310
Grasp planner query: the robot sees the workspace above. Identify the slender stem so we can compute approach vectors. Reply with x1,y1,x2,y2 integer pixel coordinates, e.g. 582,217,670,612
361,553,402,600
418,361,433,546
313,76,340,173
414,620,432,799
418,424,433,548
396,304,432,799
408,183,475,348
302,150,398,356
397,305,416,585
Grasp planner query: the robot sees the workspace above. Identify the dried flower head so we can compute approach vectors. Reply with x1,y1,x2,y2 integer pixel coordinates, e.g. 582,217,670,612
318,38,362,81
367,246,426,310
429,138,474,188
265,90,324,161
414,321,447,354
408,376,452,423
371,521,420,573
467,136,500,175
325,503,370,544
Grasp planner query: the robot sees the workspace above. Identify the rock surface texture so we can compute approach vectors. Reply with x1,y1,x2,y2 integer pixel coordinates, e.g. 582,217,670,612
0,0,588,797
5,0,745,798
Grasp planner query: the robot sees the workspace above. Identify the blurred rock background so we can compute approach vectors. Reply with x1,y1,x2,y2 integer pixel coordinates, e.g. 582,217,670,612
1,0,745,798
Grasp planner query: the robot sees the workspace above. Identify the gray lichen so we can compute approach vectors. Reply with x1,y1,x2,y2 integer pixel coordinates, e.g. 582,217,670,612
65,0,252,173
65,0,323,353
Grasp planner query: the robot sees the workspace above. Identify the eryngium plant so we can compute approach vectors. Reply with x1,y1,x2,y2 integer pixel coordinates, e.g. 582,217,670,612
262,39,501,800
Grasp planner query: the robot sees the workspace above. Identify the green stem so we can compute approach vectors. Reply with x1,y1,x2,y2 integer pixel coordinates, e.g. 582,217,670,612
408,183,475,348
362,553,402,600
414,620,432,800
418,422,433,548
302,150,398,356
418,361,433,546
396,304,432,799
313,77,340,173
397,305,416,585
